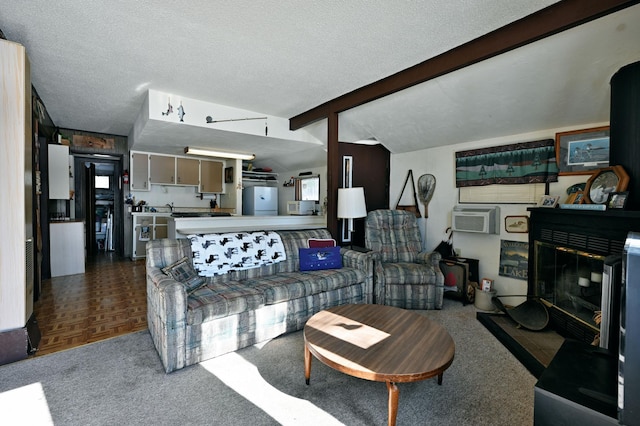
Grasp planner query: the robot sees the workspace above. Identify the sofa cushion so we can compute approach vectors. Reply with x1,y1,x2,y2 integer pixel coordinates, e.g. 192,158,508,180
299,246,342,271
161,256,206,293
248,268,366,304
186,281,265,325
308,238,336,248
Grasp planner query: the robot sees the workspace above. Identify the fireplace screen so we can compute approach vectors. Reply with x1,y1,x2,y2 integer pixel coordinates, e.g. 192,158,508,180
534,241,605,331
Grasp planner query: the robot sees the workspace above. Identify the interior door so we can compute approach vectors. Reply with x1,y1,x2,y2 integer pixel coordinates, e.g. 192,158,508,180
337,142,390,247
85,163,96,256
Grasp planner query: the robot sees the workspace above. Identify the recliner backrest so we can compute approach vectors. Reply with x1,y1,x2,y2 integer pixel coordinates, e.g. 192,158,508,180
365,210,422,263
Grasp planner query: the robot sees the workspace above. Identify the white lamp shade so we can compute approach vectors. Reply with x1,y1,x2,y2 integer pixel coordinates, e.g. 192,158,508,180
337,187,367,219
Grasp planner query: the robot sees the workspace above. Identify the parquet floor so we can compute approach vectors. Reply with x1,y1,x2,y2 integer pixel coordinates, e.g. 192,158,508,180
33,253,148,356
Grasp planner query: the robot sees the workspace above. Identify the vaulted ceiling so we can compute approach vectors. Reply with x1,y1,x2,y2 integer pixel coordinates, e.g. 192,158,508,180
1,1,639,170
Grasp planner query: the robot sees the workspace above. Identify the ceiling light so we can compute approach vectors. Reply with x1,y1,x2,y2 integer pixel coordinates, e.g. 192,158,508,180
352,137,380,145
184,147,255,160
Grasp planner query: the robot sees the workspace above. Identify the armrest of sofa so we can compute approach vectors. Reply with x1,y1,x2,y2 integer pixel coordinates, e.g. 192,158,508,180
146,264,189,373
340,248,375,304
415,250,442,268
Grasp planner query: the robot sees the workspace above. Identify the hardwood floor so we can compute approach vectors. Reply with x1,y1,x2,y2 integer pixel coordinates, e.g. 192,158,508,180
33,253,147,356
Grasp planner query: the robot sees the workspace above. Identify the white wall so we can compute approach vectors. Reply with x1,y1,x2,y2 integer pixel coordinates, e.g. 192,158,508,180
390,122,607,305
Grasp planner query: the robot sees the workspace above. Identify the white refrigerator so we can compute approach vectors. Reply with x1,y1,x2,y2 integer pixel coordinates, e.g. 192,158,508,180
242,186,278,216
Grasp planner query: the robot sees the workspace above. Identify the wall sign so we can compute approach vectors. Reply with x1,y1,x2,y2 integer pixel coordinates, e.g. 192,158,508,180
499,240,528,281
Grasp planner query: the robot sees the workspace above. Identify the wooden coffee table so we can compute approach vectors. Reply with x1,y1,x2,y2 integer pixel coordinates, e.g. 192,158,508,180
304,304,455,426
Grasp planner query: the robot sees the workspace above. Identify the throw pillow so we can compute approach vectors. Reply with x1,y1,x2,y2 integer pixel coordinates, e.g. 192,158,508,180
162,256,206,293
299,246,342,271
307,238,336,248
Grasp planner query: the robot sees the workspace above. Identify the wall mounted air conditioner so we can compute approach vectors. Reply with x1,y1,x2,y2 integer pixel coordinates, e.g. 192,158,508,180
452,206,500,234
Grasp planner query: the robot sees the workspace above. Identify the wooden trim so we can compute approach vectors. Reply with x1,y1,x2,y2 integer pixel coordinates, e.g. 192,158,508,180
327,112,339,239
290,0,639,130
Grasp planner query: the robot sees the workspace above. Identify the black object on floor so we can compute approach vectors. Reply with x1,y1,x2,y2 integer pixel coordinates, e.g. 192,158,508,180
492,297,549,331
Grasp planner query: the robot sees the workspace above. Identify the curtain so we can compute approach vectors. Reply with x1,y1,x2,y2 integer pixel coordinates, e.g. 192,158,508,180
456,139,558,188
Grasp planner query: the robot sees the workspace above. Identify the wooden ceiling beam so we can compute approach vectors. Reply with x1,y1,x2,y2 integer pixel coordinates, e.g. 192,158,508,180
290,0,640,130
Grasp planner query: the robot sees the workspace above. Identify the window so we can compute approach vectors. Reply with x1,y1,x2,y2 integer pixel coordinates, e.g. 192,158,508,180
296,175,320,201
95,175,110,189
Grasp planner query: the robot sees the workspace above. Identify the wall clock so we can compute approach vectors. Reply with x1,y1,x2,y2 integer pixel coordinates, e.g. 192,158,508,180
583,165,629,204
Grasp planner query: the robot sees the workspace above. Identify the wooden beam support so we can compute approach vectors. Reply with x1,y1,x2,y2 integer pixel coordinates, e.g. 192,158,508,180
327,112,339,239
290,0,639,130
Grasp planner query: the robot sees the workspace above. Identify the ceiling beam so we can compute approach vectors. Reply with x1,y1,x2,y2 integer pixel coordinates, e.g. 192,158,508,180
290,0,640,130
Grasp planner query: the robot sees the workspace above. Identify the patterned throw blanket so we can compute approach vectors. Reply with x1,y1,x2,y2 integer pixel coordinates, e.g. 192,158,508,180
188,231,287,276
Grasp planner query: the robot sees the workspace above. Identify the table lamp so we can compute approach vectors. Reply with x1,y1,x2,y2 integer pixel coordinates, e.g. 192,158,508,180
337,187,367,247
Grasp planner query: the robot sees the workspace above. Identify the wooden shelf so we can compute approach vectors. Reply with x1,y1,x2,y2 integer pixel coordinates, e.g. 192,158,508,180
242,170,278,183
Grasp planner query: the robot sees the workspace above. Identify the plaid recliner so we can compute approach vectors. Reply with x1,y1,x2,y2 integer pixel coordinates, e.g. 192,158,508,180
365,209,444,309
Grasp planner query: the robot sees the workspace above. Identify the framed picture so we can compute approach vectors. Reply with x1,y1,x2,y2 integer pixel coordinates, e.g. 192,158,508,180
607,191,629,209
567,191,584,204
538,195,560,208
481,278,493,292
499,240,528,281
555,126,610,175
224,166,234,183
583,165,629,204
505,216,529,233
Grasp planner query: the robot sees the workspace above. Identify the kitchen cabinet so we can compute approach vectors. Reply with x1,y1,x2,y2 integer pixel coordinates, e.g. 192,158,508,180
131,213,171,259
130,152,149,191
149,154,175,184
200,160,224,193
48,144,70,199
176,157,200,185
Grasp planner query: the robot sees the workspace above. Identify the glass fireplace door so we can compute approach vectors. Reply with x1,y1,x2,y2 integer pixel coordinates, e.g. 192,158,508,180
534,241,605,331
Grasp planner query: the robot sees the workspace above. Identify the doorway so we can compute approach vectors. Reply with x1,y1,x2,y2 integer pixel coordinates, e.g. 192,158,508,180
74,155,124,259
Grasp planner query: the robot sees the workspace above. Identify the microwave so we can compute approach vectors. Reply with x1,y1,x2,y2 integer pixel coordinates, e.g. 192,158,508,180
287,200,316,215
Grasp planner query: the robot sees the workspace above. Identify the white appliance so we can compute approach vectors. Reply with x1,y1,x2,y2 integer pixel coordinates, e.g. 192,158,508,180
287,200,316,215
451,205,500,234
243,186,278,216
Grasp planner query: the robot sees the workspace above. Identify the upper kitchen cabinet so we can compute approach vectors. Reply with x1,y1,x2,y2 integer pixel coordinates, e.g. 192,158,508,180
48,144,70,199
200,160,224,193
176,157,199,186
130,152,149,191
149,154,175,185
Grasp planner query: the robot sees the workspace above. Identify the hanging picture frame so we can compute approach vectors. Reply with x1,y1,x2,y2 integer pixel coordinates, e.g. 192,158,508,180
504,216,529,233
224,166,234,183
555,126,610,175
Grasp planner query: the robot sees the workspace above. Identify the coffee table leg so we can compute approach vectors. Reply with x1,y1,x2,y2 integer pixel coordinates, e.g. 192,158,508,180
304,342,312,385
386,381,399,426
438,372,443,385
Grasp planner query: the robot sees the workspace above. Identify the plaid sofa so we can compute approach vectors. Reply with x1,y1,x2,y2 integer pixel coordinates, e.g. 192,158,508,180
146,228,373,373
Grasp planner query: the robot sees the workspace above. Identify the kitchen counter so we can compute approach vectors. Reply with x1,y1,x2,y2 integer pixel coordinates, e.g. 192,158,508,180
168,215,327,238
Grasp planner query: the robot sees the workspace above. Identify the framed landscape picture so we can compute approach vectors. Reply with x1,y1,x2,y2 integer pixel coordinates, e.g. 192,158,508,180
555,126,610,175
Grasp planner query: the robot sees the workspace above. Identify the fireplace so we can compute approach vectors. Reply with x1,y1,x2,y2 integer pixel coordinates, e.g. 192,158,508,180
528,208,640,348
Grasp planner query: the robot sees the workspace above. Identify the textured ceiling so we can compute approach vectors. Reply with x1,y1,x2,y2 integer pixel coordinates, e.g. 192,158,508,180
1,1,639,170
